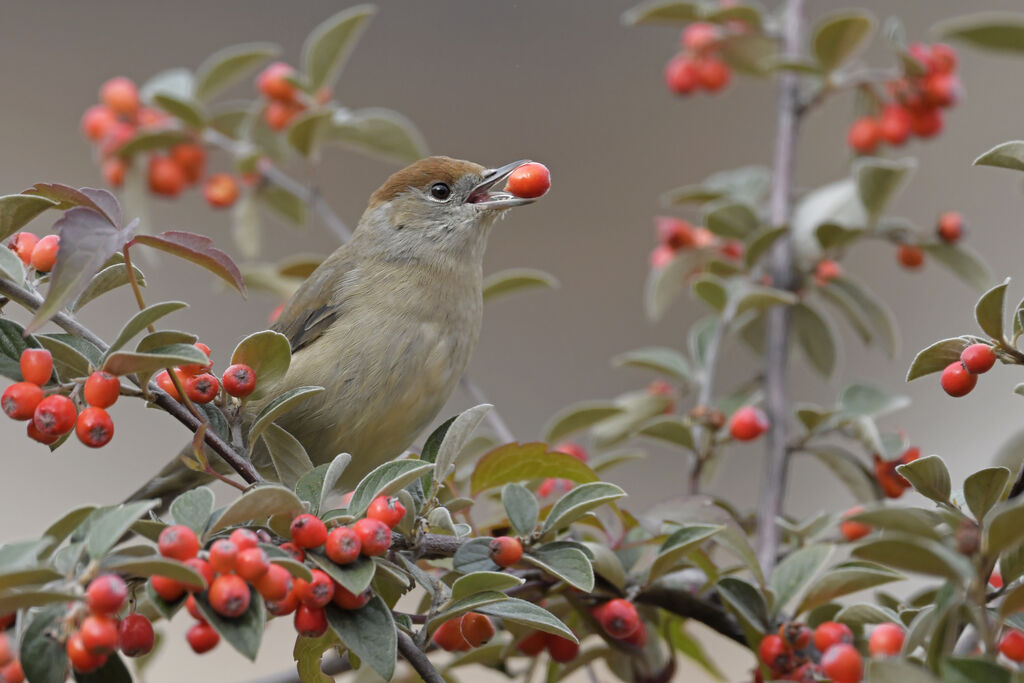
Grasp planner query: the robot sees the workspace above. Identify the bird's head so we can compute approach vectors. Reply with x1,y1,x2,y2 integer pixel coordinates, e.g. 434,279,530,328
354,156,538,265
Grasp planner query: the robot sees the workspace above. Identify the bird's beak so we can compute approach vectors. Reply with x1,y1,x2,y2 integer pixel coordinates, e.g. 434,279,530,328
467,160,536,209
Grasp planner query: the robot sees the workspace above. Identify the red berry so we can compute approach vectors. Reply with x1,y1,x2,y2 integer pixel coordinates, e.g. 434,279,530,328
897,244,925,269
209,574,251,618
682,22,720,52
1002,630,1024,662
2,382,43,421
222,364,257,398
154,369,181,401
325,526,361,565
814,259,842,285
208,539,238,574
257,62,298,101
367,496,406,528
102,157,127,188
937,211,963,244
235,547,270,582
84,372,120,408
991,570,1004,589
267,585,302,616
655,217,696,250
26,419,57,445
178,342,213,376
813,621,853,653
295,569,335,608
30,234,59,273
158,525,200,561
149,575,185,602
352,518,391,556
203,174,239,209
879,104,912,146
19,349,52,386
76,406,114,448
294,605,328,638
547,634,579,663
923,73,958,108
98,121,136,157
839,506,871,542
517,630,548,656
118,614,154,657
868,622,904,657
147,155,187,197
758,634,792,673
820,643,863,683
488,536,523,568
290,514,328,549
505,163,551,199
255,563,293,602
170,143,206,185
279,542,305,562
186,622,220,654
595,599,640,639
664,55,699,95
331,583,371,610
80,614,119,655
183,557,214,593
847,117,880,154
81,105,118,141
650,245,676,269
909,107,943,138
940,361,977,398
929,44,958,74
729,405,768,441
460,612,495,648
0,660,22,683
554,442,588,462
66,632,107,673
8,232,38,266
86,574,127,615
623,620,648,648
696,57,731,92
433,618,471,652
229,528,260,551
961,343,996,374
264,100,304,131
32,394,76,436
100,77,140,117
184,594,203,621
184,373,219,404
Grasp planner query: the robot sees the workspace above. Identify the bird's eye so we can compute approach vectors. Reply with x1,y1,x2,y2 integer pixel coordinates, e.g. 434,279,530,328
429,182,452,201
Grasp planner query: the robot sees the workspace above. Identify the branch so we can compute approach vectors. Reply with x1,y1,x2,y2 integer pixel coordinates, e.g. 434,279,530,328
0,277,263,485
397,629,445,683
755,0,807,578
247,652,350,683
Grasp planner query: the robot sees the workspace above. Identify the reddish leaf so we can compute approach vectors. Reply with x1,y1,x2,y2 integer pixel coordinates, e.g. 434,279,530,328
23,184,121,227
132,231,247,296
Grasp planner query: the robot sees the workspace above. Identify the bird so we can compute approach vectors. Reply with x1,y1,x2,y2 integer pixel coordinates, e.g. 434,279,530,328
128,156,541,505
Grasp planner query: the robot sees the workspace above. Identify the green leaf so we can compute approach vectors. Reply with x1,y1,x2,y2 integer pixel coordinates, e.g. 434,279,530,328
195,42,280,101
0,193,57,241
453,537,498,574
922,243,993,292
612,347,692,383
964,467,1010,522
829,275,898,357
102,343,209,376
106,300,188,355
20,604,67,683
324,597,396,681
974,140,1024,171
839,383,909,418
86,500,158,560
543,401,624,443
523,544,594,591
851,535,974,581
23,184,120,224
540,482,625,535
428,591,509,631
975,278,1010,340
940,658,1011,683
703,200,758,238
834,602,903,627
207,485,304,535
101,557,207,587
845,508,942,539
432,404,490,489
744,225,787,268
193,585,265,660
502,483,539,536
769,545,832,616
637,416,696,452
0,589,79,614
293,631,339,683
28,211,136,334
287,109,333,159
715,577,769,646
260,185,308,225
0,243,24,286
302,6,376,91
325,107,428,163
260,423,315,490
249,385,324,444
35,334,95,380
719,34,778,76
865,659,939,683
644,248,703,321
792,302,837,377
582,541,627,591
648,524,723,581
983,496,1024,556
854,156,915,224
478,597,577,641
482,268,559,304
307,553,375,595
449,571,524,603
800,447,879,503
896,455,952,503
73,262,147,311
0,567,61,591
692,273,727,312
796,561,905,614
936,13,1024,53
140,67,194,102
813,11,875,71
668,620,726,681
906,337,970,381
231,329,291,401
114,130,192,158
153,93,205,130
133,230,246,297
170,487,215,535
471,443,599,495
621,1,699,26
816,222,864,249
348,460,434,517
319,452,352,512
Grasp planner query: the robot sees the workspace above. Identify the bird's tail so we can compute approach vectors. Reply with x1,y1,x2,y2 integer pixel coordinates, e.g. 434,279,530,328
124,448,216,511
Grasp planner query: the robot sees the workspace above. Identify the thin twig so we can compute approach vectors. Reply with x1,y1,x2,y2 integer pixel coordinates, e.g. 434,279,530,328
689,300,738,494
755,0,807,578
461,376,515,443
397,629,445,683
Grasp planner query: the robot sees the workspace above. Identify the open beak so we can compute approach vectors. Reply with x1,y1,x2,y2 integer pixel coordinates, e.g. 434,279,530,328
467,160,535,209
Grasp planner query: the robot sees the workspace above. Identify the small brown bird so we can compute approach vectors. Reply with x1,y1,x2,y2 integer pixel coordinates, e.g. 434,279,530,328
130,156,540,503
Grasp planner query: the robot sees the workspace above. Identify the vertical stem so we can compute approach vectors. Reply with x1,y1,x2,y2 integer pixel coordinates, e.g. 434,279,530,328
690,301,737,494
755,0,806,577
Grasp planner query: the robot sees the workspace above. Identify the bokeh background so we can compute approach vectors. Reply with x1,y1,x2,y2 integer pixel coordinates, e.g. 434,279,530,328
3,1,1024,680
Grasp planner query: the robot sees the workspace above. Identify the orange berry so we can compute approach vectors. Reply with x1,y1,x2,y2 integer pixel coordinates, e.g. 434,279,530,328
184,373,219,404
290,514,328,549
66,632,107,673
940,361,977,398
86,574,127,615
8,232,38,266
147,156,187,197
847,117,880,154
80,614,119,655
154,369,182,401
325,526,361,565
1002,630,1024,662
264,100,303,131
235,547,270,582
102,157,127,188
839,506,871,542
505,163,551,199
820,643,863,683
547,634,579,663
352,518,391,556
294,605,328,638
366,496,406,528
868,622,904,657
254,563,293,602
961,343,996,374
81,105,118,141
207,539,238,574
695,57,731,92
2,382,43,421
594,599,640,639
729,405,768,441
879,104,912,146
222,364,257,398
32,394,76,436
664,55,699,95
170,143,206,184
75,406,114,448
84,372,120,408
158,525,200,561
460,612,495,648
936,211,963,244
149,575,185,602
897,244,924,269
295,569,334,609
257,62,298,101
682,22,720,52
203,173,239,208
758,634,792,673
209,574,251,618
186,622,219,654
488,536,523,568
813,621,853,653
100,77,140,117
432,618,472,652
30,234,59,272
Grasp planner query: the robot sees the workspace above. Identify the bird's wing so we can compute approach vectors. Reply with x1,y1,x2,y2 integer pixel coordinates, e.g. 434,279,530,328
272,247,359,353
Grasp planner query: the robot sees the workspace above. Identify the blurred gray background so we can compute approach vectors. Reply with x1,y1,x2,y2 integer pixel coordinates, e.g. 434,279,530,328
3,1,1024,680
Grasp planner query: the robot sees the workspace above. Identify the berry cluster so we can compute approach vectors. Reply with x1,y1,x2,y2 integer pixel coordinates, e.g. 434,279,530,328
153,342,257,404
663,23,732,96
80,77,240,207
66,573,155,673
756,620,893,682
940,343,996,398
432,612,496,652
649,217,743,270
847,43,960,154
257,62,328,131
515,629,580,662
1,348,119,448
7,231,59,273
